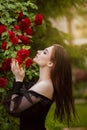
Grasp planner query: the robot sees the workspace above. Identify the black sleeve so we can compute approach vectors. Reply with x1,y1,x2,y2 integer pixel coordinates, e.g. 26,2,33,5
4,81,42,117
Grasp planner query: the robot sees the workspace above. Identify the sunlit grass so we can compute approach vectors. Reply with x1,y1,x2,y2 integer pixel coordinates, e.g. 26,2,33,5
46,102,87,130
75,103,87,127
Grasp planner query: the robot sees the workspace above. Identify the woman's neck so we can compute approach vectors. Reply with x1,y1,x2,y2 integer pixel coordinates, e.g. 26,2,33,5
39,67,51,81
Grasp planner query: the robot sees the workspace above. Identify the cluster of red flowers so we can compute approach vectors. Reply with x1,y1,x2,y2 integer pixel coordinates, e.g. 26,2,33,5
0,12,43,87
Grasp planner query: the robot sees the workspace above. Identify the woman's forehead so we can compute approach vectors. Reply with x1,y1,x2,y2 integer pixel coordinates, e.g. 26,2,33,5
46,46,54,51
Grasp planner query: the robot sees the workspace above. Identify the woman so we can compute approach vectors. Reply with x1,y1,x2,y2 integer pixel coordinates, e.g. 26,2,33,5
5,44,76,130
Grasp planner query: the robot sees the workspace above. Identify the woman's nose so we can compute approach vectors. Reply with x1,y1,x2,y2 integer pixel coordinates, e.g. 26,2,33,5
37,50,42,54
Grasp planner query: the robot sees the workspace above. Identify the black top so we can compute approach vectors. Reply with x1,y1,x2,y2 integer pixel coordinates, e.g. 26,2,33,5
4,80,53,130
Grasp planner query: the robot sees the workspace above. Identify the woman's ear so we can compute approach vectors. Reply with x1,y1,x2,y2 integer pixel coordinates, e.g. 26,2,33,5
47,61,53,68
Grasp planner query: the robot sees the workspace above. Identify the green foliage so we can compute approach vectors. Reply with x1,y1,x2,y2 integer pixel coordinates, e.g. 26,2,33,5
63,44,87,68
0,104,19,130
0,0,38,26
73,81,87,99
24,63,39,82
0,0,41,88
0,1,42,130
36,0,84,18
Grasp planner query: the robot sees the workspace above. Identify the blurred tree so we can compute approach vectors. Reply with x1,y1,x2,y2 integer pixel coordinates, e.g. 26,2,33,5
36,0,83,17
31,0,82,42
64,43,87,68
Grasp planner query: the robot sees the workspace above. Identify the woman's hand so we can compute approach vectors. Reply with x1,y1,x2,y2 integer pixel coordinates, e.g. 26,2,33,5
11,59,25,82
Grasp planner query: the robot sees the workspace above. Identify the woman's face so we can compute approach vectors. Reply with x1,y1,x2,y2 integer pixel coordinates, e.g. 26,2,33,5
33,46,54,67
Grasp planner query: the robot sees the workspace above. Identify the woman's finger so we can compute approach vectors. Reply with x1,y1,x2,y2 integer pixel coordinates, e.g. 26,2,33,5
11,59,15,71
15,60,20,70
11,59,19,72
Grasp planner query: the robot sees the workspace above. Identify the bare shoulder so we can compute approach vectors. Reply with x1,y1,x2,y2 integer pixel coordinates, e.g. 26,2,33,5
30,80,54,100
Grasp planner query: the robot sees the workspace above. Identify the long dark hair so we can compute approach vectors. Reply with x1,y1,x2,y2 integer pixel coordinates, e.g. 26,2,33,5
50,44,76,124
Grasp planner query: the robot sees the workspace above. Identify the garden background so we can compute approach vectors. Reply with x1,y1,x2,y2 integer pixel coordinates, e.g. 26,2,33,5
0,0,87,130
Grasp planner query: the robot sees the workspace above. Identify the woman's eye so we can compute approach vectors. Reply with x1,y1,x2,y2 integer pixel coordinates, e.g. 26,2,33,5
43,51,46,54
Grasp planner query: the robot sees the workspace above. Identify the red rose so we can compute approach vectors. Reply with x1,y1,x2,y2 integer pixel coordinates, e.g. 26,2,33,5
17,11,24,21
18,35,30,45
19,18,31,32
8,30,15,38
2,58,12,71
25,28,33,35
0,24,6,35
25,58,33,67
17,49,30,59
0,78,7,87
34,14,43,25
16,56,23,65
10,37,19,45
1,41,8,50
14,25,20,31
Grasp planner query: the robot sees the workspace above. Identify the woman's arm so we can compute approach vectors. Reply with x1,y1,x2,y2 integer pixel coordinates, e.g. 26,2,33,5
8,59,41,114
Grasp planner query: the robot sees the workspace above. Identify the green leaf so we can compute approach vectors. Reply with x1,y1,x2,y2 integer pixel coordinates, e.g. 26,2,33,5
22,45,31,50
10,53,16,58
4,12,10,18
4,50,10,56
7,42,12,48
7,18,15,24
7,4,16,9
27,2,38,10
0,18,7,24
21,6,27,12
0,5,5,10
15,45,21,50
1,32,8,40
0,88,5,93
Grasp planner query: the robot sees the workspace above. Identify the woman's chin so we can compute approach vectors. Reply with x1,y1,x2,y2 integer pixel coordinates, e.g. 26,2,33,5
33,57,37,63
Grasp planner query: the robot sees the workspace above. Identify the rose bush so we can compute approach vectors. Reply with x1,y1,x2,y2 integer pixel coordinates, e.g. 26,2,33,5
0,1,44,129
0,11,43,88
